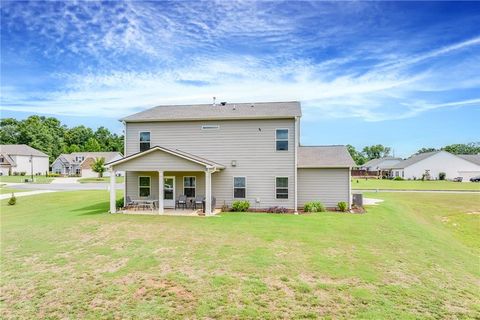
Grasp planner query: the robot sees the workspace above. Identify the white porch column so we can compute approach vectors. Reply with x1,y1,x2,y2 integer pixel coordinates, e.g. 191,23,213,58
205,169,212,215
109,169,116,213
158,171,164,214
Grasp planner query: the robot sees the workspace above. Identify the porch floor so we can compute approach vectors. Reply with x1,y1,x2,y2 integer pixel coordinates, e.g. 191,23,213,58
117,208,221,216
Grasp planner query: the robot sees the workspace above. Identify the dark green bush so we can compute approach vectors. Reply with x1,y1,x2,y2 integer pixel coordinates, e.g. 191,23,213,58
393,176,404,181
232,200,250,212
304,201,325,213
337,201,348,212
8,193,16,206
439,172,446,180
116,197,124,209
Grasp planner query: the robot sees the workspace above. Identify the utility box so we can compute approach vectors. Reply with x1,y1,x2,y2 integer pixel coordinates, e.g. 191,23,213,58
352,193,363,207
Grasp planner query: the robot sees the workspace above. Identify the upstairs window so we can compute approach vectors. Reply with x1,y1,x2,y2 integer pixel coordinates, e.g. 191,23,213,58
276,129,288,151
276,177,288,199
183,176,196,197
139,176,151,197
139,132,151,152
75,156,84,162
233,177,246,199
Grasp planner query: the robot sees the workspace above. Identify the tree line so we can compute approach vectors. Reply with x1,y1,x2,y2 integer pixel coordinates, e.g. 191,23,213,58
0,116,123,163
348,142,480,165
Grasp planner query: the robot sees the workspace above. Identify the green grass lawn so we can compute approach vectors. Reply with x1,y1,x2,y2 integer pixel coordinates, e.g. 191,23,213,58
352,178,480,191
0,175,53,184
78,176,125,183
1,191,479,319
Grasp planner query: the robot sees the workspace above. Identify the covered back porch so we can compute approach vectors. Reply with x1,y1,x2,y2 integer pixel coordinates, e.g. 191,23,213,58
107,146,224,215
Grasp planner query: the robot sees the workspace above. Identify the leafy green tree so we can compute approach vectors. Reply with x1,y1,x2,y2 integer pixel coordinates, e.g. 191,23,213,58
346,144,366,165
442,142,480,155
65,126,94,147
91,157,106,178
362,144,391,160
0,118,20,144
416,147,437,154
84,138,101,152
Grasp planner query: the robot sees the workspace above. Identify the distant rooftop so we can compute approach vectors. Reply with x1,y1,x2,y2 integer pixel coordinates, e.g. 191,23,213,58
0,144,48,157
298,146,355,168
121,101,302,122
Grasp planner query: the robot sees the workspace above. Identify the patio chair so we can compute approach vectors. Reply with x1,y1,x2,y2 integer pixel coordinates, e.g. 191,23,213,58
193,196,205,210
125,196,139,210
176,195,187,210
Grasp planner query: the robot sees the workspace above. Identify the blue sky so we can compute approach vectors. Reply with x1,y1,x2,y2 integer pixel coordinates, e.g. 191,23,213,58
1,1,479,157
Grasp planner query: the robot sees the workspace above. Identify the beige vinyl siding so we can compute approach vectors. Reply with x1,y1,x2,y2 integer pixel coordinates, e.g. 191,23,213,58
125,119,295,208
113,149,205,172
297,168,350,208
126,171,206,201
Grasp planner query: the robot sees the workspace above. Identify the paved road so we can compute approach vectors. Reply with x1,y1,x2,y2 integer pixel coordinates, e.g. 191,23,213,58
354,189,480,194
4,183,124,191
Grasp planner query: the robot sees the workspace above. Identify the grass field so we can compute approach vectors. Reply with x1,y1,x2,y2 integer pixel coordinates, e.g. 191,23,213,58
78,176,125,183
352,178,480,191
1,191,479,319
0,187,27,195
0,175,53,184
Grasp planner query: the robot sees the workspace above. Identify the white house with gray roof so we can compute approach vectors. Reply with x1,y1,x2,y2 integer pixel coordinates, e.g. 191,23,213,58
51,152,123,177
361,157,402,171
390,151,480,181
106,101,355,215
0,144,49,176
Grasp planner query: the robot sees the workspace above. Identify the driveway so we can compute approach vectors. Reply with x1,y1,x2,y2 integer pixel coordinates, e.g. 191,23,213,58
51,177,80,184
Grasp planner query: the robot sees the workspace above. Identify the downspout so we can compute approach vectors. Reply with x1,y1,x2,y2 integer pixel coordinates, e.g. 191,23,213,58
294,116,299,214
122,120,127,207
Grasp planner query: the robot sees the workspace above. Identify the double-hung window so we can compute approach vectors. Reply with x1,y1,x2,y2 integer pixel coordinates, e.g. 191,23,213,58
183,176,196,197
139,176,151,197
276,129,288,151
275,177,288,199
233,177,246,199
139,132,151,152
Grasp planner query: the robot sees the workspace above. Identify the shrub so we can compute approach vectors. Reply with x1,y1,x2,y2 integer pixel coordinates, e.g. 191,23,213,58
393,176,403,181
13,172,19,176
19,172,26,176
116,197,124,209
439,172,446,180
266,206,288,213
47,173,61,177
337,201,348,212
232,200,250,212
303,201,325,213
8,193,16,206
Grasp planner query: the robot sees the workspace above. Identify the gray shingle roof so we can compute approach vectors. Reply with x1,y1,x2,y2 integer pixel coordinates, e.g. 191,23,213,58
58,152,123,164
390,151,441,169
458,154,480,166
0,144,48,157
121,101,302,122
298,146,355,168
363,157,402,169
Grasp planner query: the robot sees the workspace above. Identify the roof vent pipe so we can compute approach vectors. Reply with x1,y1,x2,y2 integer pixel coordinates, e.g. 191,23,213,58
220,101,227,106
212,97,216,107
233,104,236,110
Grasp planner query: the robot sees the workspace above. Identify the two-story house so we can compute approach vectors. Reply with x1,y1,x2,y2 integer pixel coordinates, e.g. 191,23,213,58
106,101,355,214
51,152,123,177
0,144,49,176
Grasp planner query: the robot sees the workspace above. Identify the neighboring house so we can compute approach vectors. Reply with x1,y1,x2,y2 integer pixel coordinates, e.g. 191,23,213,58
106,101,355,214
51,152,123,177
390,151,480,181
0,144,49,176
361,157,402,171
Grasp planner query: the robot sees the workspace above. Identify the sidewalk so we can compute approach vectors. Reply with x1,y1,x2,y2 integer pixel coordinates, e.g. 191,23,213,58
0,190,57,200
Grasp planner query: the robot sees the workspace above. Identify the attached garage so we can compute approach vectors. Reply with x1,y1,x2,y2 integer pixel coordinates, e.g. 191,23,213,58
297,146,354,209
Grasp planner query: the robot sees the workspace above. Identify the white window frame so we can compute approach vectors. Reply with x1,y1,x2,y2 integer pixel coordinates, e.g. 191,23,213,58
75,156,84,162
183,176,196,198
138,176,151,198
139,131,151,152
233,176,247,199
201,125,220,130
275,128,289,152
275,176,289,200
